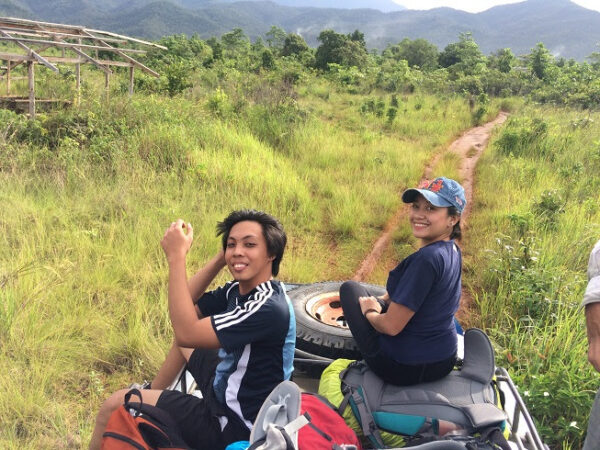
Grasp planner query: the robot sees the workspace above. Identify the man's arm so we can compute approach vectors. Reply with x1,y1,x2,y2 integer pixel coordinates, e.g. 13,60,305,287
584,240,600,372
161,220,222,349
586,302,600,373
188,250,226,304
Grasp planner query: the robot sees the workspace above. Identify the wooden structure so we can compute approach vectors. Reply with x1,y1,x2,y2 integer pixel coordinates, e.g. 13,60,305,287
0,16,166,118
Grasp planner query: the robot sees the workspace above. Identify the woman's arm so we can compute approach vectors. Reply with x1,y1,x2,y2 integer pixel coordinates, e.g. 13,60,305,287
377,292,390,305
359,295,415,336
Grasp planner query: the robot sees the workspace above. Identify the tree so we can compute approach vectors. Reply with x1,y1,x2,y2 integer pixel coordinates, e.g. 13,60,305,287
488,48,515,74
221,28,250,56
384,38,439,71
261,49,276,70
281,33,309,57
588,44,600,69
315,29,368,70
205,37,223,63
348,29,366,48
438,32,486,77
529,42,553,80
265,26,287,53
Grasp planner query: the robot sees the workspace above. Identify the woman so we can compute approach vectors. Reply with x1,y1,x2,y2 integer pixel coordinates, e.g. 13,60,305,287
340,176,465,386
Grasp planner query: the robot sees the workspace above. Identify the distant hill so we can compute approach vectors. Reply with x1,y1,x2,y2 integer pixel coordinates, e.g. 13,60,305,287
177,0,405,12
0,0,31,18
2,0,600,60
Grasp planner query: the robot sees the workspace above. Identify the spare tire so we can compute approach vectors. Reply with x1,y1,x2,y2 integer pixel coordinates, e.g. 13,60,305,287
288,281,386,360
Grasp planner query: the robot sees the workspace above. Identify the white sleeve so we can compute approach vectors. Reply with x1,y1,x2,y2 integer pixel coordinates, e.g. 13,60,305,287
582,240,600,307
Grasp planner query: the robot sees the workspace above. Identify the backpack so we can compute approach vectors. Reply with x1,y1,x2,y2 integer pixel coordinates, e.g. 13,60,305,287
249,380,361,450
299,393,362,450
319,328,509,449
101,388,190,450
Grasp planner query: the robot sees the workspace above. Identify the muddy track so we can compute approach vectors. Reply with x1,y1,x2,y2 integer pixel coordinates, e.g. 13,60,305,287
352,112,509,315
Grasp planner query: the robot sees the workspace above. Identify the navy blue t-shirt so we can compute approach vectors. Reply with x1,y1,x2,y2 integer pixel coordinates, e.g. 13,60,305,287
198,280,296,429
380,240,461,364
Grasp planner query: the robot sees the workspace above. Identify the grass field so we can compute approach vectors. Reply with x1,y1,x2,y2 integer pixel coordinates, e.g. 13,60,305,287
1,66,597,448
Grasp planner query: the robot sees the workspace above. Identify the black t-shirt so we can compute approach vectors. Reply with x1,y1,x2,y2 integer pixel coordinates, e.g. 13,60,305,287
198,280,296,429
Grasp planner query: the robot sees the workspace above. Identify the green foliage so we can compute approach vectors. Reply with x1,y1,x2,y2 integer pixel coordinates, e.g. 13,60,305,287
495,117,550,158
221,28,251,57
375,59,416,92
315,29,369,70
488,48,516,74
5,23,600,449
469,105,600,449
359,97,386,117
386,106,397,124
532,189,565,229
383,38,439,71
438,32,486,78
261,49,276,70
265,25,287,53
281,33,310,57
528,42,553,80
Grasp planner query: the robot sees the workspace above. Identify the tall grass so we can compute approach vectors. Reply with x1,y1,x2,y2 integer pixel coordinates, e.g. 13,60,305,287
0,67,482,447
466,105,600,448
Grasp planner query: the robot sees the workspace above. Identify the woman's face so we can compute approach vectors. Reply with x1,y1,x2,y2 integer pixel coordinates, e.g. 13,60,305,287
409,194,458,245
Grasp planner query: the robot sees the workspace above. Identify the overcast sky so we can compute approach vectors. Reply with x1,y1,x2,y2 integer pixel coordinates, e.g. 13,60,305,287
392,0,600,13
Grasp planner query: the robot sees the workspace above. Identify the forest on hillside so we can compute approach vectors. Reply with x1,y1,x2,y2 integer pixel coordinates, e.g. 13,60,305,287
2,26,600,449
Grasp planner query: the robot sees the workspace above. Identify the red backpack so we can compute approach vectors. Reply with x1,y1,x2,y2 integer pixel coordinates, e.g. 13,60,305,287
299,393,362,450
101,389,190,450
249,381,361,450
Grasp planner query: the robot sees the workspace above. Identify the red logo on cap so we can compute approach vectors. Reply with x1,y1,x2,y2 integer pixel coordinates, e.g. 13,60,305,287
429,179,443,192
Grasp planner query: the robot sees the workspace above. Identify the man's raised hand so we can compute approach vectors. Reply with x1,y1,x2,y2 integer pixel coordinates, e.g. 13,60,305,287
161,219,194,262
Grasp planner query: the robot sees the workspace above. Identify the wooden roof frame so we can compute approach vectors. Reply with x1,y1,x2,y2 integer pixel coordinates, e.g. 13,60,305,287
0,16,167,118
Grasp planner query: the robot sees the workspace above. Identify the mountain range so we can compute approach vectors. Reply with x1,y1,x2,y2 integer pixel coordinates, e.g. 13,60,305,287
1,0,600,60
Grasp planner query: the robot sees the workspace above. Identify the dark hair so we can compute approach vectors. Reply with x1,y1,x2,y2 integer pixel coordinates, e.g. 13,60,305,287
448,206,462,241
216,209,287,276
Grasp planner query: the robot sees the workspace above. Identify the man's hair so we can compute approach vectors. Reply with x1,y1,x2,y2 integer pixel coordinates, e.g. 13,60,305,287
216,209,287,276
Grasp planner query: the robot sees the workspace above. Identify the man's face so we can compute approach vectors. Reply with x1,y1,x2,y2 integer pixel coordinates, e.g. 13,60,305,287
225,220,273,293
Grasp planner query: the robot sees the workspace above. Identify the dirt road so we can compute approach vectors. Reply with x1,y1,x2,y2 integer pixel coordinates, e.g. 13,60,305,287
352,112,509,308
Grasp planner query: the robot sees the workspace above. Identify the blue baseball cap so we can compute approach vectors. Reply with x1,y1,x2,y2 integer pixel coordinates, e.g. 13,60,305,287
401,177,466,214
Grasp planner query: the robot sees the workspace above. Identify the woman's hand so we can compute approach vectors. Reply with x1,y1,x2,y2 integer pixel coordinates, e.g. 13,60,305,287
161,219,194,263
359,296,382,316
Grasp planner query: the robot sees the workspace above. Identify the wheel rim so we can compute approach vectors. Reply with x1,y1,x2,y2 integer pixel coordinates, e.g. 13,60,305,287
305,292,348,329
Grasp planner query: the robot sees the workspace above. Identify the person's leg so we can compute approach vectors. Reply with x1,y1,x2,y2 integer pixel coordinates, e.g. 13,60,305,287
583,387,600,450
90,346,216,449
340,280,384,358
420,353,456,383
89,388,163,450
156,389,231,449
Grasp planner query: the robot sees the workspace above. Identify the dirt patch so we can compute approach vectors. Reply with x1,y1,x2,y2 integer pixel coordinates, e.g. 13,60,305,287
352,112,509,314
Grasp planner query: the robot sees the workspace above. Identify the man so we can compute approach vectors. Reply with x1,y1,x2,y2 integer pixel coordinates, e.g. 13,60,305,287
582,239,600,450
89,209,295,449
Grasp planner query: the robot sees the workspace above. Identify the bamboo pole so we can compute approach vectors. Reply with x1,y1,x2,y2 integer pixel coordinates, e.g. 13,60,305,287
27,60,35,119
6,61,10,95
0,36,147,54
76,38,81,106
129,66,134,96
104,70,110,103
0,30,58,72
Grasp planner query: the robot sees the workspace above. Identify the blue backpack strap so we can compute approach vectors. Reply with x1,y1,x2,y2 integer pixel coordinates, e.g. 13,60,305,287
347,386,386,448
